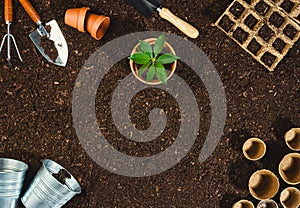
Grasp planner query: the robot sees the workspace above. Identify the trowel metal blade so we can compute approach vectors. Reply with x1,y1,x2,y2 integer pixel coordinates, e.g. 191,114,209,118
126,0,160,18
29,20,68,67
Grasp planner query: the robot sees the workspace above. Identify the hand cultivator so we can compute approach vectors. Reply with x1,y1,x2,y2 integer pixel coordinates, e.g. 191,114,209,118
1,0,68,67
0,0,23,65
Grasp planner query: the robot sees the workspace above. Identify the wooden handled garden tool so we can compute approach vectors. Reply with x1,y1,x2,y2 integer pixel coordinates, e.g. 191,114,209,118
19,0,68,66
0,0,23,64
126,0,199,39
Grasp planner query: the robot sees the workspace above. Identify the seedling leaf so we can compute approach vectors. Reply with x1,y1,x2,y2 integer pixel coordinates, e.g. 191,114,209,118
155,62,165,74
155,62,167,84
154,33,165,57
138,62,151,77
129,52,151,64
156,53,180,64
147,63,155,83
139,40,153,58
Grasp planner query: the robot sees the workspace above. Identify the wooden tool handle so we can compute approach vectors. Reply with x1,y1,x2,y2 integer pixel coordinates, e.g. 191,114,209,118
19,0,41,24
159,8,199,39
4,0,13,22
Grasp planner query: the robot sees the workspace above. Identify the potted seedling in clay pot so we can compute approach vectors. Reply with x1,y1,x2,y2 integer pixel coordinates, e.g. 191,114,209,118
129,33,180,85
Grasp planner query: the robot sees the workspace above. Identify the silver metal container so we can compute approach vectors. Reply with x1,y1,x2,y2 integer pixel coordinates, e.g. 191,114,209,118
21,159,81,208
0,158,28,208
257,199,278,208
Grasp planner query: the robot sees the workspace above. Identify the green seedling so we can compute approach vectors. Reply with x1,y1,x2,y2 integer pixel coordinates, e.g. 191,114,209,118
129,33,180,84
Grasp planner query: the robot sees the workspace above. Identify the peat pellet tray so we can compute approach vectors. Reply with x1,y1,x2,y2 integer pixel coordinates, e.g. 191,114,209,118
215,0,300,71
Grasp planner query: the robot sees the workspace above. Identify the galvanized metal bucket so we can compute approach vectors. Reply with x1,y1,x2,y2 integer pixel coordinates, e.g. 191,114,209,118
257,199,278,208
21,159,81,208
0,158,28,208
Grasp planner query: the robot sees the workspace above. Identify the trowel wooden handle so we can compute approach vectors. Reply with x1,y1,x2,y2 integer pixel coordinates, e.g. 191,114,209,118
19,0,41,24
4,0,13,22
159,8,199,39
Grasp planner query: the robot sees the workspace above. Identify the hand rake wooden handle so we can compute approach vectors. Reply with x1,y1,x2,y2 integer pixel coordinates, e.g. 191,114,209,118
159,8,199,39
19,0,41,24
4,0,13,22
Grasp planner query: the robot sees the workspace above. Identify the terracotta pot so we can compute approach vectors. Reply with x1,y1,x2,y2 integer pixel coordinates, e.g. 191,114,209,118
280,187,300,208
248,169,279,200
129,38,177,85
86,13,110,40
232,199,254,208
279,153,300,185
64,7,110,40
64,7,90,32
284,128,300,151
242,138,266,161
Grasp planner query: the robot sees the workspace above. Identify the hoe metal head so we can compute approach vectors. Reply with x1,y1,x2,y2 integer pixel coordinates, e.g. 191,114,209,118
126,0,160,18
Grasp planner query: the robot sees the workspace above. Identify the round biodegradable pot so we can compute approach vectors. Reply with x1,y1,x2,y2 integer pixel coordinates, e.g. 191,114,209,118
0,158,28,208
257,199,278,208
232,199,254,208
284,128,300,151
86,13,110,40
242,138,266,161
64,7,90,32
129,38,177,85
279,153,300,185
280,187,300,208
248,169,279,200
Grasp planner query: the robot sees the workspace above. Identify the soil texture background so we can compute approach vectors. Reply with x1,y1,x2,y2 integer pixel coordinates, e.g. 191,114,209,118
0,0,299,207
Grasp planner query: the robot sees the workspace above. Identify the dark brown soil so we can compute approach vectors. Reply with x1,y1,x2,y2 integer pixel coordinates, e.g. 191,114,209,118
272,38,286,53
244,14,258,30
269,12,285,28
280,0,295,13
233,27,249,44
229,2,245,18
258,24,275,42
283,24,298,40
41,36,59,61
261,52,276,67
53,169,71,185
0,0,299,207
247,38,262,55
218,15,235,32
255,1,270,16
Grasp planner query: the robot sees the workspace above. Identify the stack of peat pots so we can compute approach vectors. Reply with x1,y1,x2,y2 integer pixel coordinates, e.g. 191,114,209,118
232,128,300,208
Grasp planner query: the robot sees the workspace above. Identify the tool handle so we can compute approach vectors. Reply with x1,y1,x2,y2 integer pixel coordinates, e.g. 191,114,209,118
159,8,199,39
19,0,41,24
4,0,13,22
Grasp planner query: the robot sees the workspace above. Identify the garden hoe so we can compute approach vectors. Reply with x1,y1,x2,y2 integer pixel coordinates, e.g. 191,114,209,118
126,0,199,39
0,0,23,65
19,0,68,66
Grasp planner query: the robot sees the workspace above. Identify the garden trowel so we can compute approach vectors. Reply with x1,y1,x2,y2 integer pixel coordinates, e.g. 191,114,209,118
19,0,68,66
126,0,199,39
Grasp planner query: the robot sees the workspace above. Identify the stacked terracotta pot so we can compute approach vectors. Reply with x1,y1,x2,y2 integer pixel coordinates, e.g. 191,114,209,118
65,7,110,40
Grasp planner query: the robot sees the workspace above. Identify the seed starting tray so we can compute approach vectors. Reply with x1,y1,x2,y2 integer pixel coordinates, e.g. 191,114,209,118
215,0,300,71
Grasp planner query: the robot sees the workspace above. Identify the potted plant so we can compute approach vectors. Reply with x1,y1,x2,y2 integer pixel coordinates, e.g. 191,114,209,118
129,33,180,85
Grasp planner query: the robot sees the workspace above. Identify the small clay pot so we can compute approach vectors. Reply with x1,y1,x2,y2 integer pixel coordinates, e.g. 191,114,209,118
284,128,300,151
248,169,279,200
280,187,300,208
279,153,300,185
85,13,110,40
129,38,177,85
64,7,90,32
242,138,266,161
257,199,278,208
232,200,254,208
64,7,110,40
